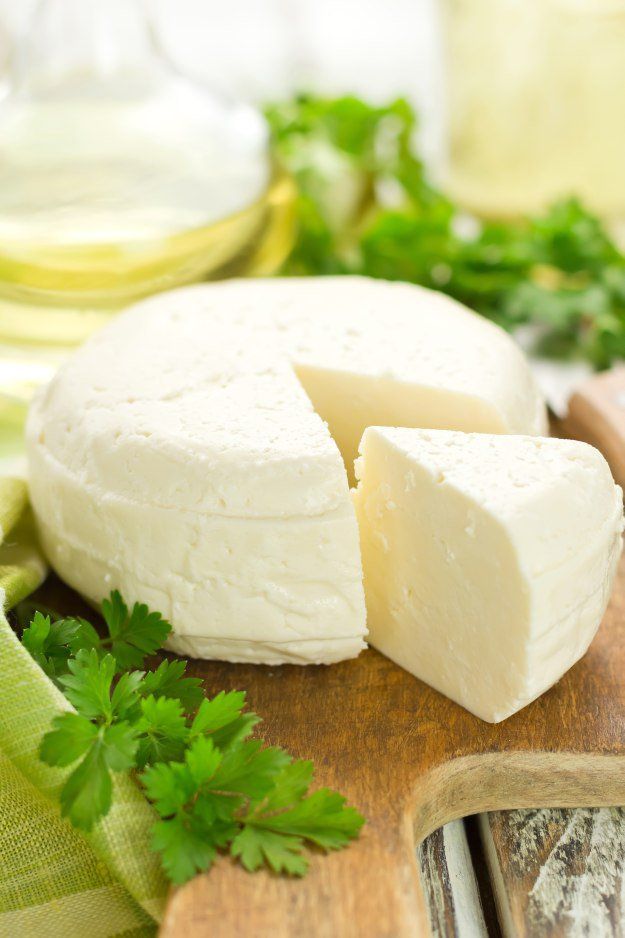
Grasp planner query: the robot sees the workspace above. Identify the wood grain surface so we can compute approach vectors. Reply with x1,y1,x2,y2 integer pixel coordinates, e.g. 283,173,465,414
417,820,487,938
480,807,625,938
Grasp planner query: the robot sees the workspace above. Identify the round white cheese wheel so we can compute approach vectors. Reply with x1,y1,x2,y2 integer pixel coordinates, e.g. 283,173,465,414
26,277,547,664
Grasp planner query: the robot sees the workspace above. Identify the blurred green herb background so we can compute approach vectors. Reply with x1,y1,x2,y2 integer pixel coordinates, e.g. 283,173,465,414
266,94,625,368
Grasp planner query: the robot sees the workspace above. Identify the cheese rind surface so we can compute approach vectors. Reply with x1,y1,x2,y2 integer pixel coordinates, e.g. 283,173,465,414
26,277,546,664
353,427,623,721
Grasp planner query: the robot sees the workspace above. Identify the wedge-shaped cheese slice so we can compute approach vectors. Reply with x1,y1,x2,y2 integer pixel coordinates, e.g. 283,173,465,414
27,277,547,664
353,427,623,720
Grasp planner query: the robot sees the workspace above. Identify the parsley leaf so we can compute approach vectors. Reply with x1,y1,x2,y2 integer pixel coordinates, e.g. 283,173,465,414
41,717,140,830
37,645,148,830
246,788,365,851
267,93,625,368
59,650,117,720
187,690,261,750
231,765,365,876
66,617,104,657
184,735,223,787
141,759,198,817
141,736,362,883
210,713,261,750
189,690,247,736
139,659,203,713
231,827,308,876
142,736,239,881
101,591,171,670
45,593,173,673
136,695,188,768
21,612,82,679
209,740,290,801
21,592,365,873
151,814,217,885
256,759,315,810
110,669,145,720
59,736,114,830
39,712,98,767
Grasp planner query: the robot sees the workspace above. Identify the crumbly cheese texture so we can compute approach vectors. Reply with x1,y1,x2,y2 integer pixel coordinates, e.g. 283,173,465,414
353,428,623,721
26,277,546,664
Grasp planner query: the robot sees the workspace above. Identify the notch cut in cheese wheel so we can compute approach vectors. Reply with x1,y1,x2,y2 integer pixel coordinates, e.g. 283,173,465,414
353,427,623,721
26,277,547,665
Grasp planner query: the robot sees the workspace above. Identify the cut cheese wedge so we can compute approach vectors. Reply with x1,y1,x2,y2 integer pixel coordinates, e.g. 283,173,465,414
26,277,547,664
353,427,623,721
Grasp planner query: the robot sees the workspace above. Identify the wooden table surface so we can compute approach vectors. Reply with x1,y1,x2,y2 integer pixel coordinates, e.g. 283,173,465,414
418,808,625,936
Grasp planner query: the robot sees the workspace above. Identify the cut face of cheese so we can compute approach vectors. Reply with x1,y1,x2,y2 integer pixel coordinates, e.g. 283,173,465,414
353,428,623,721
26,277,547,664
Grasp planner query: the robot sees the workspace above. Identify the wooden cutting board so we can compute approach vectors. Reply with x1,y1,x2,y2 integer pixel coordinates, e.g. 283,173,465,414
158,565,625,938
34,377,625,938
159,387,625,938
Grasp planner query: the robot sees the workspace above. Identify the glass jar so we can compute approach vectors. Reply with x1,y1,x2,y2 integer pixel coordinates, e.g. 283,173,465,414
0,0,295,351
442,0,625,219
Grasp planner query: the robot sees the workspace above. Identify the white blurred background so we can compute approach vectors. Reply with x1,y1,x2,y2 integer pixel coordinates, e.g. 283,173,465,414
0,0,445,166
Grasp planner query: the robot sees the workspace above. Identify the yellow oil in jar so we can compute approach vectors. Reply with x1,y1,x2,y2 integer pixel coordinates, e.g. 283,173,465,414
0,162,295,347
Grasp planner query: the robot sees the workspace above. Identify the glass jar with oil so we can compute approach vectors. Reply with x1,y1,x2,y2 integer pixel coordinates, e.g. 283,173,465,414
0,0,295,358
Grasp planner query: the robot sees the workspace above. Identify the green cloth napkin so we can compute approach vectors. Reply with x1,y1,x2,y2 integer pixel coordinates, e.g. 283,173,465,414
0,480,168,937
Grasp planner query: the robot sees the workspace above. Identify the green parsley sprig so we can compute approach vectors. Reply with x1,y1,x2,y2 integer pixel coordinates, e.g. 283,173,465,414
18,592,364,883
266,93,625,367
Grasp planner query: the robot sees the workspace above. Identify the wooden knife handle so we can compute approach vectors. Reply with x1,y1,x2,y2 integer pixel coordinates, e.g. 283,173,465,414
560,365,625,489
